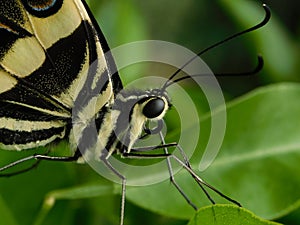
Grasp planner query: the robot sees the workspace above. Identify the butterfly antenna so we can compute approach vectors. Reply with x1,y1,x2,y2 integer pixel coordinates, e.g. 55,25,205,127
162,4,271,90
168,55,263,85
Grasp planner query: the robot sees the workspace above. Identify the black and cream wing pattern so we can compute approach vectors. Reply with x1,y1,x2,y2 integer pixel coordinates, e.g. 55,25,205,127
0,0,121,151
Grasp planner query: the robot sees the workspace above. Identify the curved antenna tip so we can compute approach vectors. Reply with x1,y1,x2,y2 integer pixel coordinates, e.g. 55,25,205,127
261,4,271,26
254,55,264,74
163,3,271,89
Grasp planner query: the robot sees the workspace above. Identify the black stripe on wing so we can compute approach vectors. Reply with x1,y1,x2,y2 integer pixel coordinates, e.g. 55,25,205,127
0,101,68,121
81,0,123,94
0,126,65,146
0,1,32,59
0,21,92,117
0,16,32,59
22,21,88,96
74,21,107,107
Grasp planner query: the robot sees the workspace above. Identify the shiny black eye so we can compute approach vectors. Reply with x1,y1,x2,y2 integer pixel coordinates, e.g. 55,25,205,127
22,0,63,17
142,98,165,119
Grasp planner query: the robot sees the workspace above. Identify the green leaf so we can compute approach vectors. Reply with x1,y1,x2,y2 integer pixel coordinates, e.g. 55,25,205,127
0,155,77,225
187,205,281,225
33,183,117,225
126,83,300,221
0,196,19,225
201,83,300,219
44,183,117,200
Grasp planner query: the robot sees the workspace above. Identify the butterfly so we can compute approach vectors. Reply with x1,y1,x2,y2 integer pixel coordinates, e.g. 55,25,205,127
0,1,270,224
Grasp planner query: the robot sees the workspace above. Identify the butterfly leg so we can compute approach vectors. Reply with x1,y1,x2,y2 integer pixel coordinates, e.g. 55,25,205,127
100,154,126,225
0,157,42,177
127,132,241,208
168,152,242,207
164,153,199,210
156,133,241,207
0,150,81,177
124,147,200,210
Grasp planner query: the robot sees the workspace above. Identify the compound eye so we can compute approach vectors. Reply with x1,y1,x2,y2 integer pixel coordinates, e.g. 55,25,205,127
142,98,165,119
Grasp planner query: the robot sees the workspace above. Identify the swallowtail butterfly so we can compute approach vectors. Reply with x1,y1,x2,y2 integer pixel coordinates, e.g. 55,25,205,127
0,1,270,224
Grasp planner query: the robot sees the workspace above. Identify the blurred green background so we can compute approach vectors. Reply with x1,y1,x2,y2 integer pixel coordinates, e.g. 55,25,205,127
0,1,299,225
87,0,300,95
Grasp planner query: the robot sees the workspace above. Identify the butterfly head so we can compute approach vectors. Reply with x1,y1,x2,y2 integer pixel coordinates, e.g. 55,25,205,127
114,88,170,122
110,88,170,152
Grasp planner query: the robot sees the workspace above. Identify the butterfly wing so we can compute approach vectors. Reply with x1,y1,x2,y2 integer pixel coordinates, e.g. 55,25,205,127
0,0,121,150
